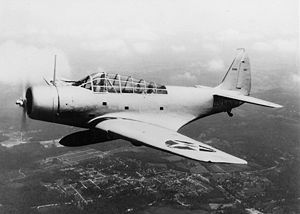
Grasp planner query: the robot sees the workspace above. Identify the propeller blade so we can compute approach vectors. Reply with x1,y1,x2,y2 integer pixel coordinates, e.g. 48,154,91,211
17,79,29,139
21,104,27,132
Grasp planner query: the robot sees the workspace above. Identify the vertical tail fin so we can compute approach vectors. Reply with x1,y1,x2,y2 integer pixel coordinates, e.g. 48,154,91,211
218,49,251,95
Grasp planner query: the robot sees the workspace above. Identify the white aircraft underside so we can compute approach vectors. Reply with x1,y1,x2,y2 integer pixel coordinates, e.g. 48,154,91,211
17,49,282,165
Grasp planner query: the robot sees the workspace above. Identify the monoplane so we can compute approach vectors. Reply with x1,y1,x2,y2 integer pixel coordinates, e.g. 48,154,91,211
16,49,282,164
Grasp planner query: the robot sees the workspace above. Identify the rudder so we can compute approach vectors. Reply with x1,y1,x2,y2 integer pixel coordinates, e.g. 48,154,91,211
218,49,251,95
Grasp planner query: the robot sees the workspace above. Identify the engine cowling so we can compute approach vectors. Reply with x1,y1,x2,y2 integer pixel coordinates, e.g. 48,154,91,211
26,86,58,122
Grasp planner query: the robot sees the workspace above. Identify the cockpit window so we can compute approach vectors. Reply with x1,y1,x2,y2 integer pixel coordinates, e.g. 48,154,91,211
73,76,92,90
74,72,168,94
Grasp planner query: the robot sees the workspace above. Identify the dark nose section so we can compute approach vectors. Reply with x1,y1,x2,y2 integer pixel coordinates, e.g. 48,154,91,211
25,87,33,115
25,86,59,122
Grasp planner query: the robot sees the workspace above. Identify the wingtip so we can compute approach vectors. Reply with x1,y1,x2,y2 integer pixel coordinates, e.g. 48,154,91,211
205,158,247,165
205,154,248,165
237,159,248,165
225,154,248,165
273,104,283,108
268,103,283,108
225,157,248,165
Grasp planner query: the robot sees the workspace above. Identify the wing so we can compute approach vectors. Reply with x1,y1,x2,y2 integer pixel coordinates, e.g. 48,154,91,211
95,119,247,164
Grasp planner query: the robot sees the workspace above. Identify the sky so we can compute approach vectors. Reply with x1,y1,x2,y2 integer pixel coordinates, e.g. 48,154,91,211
0,0,298,90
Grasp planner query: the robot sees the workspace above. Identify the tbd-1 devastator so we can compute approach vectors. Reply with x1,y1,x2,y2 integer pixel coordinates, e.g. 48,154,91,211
16,49,282,164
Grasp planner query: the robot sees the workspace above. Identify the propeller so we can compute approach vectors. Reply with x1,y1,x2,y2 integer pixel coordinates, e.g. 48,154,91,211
16,55,57,141
20,98,27,133
16,80,29,140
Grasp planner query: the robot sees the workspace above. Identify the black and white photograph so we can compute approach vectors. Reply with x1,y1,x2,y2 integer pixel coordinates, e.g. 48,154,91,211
0,0,299,213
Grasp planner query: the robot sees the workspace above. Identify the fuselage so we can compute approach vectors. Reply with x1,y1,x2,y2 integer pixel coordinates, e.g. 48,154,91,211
26,84,235,130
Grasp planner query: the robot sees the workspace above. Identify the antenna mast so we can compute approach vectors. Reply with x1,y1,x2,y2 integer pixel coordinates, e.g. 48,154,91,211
53,55,57,86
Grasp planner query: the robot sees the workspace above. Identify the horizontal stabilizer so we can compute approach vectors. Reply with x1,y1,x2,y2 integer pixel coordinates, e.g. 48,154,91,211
214,91,283,108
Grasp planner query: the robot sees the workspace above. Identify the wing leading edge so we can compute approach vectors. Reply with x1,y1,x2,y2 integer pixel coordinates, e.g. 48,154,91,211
96,119,247,164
